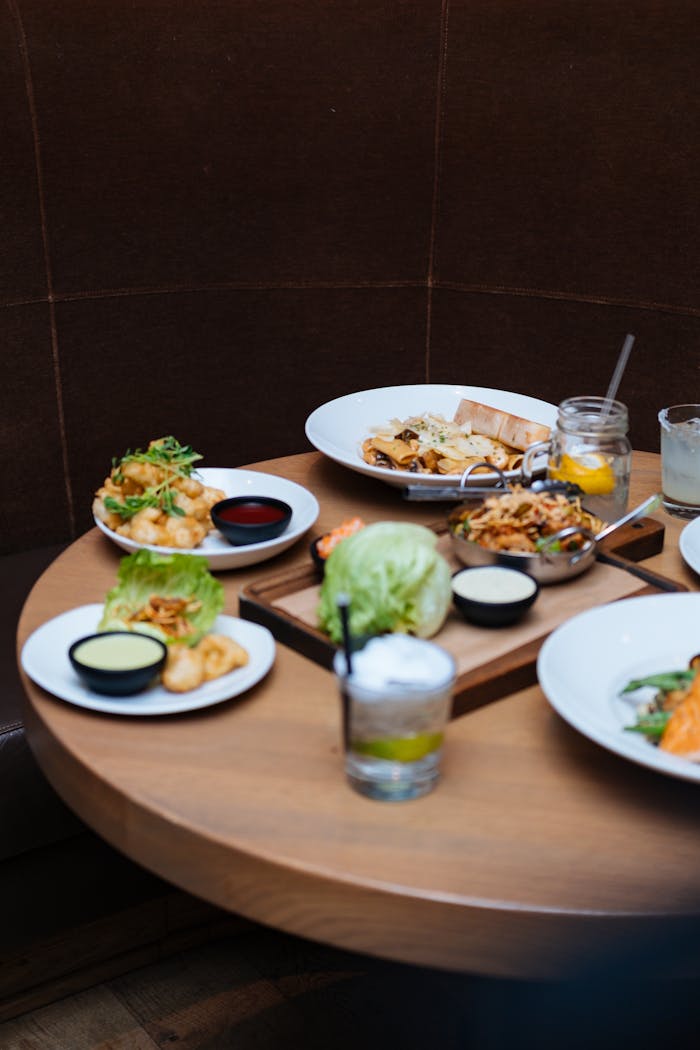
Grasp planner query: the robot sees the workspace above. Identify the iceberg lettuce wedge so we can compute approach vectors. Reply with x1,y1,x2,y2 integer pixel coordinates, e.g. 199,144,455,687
318,521,451,643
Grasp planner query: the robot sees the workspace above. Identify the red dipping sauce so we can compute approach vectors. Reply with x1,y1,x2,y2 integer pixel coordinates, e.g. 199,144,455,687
216,501,287,525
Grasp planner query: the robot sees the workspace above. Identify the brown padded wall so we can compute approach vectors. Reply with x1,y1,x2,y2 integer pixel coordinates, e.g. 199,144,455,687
431,0,700,449
2,0,699,553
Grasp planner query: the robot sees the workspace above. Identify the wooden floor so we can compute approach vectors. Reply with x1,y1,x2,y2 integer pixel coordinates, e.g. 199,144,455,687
2,922,699,1050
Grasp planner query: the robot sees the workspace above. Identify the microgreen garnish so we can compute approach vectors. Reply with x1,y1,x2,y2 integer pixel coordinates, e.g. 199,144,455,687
105,437,201,520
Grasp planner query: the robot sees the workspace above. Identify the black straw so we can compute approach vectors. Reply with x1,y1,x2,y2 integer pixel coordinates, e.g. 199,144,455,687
337,593,353,676
337,593,352,750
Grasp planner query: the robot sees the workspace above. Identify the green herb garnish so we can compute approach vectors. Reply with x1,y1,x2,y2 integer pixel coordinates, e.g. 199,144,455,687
621,671,696,695
535,536,562,553
624,711,672,741
105,436,202,520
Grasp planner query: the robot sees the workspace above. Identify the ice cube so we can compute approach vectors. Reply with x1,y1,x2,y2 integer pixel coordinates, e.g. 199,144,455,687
677,417,700,434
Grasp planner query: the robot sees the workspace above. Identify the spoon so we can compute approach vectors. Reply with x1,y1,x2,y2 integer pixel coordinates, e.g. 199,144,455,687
592,493,677,591
594,493,662,543
539,493,663,571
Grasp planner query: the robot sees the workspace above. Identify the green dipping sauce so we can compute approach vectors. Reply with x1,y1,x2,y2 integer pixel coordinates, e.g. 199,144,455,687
72,633,164,670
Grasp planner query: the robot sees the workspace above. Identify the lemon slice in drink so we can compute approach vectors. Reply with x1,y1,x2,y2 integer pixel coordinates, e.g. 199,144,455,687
548,453,615,495
352,732,444,763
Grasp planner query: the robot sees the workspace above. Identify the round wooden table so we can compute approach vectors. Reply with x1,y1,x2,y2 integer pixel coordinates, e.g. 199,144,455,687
17,452,700,979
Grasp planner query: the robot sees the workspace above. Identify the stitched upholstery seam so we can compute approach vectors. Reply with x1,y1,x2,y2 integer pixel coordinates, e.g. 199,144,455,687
9,0,76,537
3,281,699,322
425,0,451,383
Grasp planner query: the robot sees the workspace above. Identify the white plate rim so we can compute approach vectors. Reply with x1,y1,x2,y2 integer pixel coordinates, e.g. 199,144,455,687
679,516,700,577
537,592,700,784
304,383,558,488
94,467,320,570
21,604,276,716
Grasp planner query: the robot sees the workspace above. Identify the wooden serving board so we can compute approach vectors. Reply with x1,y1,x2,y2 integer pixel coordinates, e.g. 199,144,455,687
239,518,685,717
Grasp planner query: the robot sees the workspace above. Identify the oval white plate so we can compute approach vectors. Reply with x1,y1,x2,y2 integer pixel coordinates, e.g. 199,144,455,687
680,516,700,577
94,467,320,570
304,384,557,488
537,592,700,784
21,605,275,716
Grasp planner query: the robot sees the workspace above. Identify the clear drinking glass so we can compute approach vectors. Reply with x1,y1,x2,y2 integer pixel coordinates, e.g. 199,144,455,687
523,396,631,524
334,635,456,801
659,405,700,518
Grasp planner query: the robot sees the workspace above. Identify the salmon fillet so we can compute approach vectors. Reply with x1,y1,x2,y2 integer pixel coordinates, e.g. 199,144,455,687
660,674,700,762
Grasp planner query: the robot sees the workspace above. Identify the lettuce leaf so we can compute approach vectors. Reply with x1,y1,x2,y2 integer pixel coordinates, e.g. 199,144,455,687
99,550,224,645
317,521,451,643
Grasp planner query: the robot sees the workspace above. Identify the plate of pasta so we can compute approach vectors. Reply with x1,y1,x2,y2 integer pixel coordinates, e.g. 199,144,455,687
304,384,557,489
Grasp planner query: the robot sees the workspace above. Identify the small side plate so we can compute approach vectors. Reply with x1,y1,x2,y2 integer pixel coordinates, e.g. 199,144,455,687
21,605,275,716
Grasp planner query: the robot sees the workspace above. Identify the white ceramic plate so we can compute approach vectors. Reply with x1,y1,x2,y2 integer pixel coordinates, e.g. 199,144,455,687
537,592,700,784
21,605,276,716
679,516,700,577
304,384,557,488
94,467,320,570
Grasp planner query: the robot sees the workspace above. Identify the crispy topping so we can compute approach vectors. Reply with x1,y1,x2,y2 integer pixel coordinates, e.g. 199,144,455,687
449,485,604,553
129,594,202,638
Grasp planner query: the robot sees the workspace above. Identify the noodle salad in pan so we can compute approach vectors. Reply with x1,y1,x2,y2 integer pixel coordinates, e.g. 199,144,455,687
448,486,604,553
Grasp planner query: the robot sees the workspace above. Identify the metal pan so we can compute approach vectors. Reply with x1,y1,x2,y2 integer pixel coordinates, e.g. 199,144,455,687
449,493,662,585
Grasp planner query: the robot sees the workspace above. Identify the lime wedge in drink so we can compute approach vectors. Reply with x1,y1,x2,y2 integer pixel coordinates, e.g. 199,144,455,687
352,732,444,763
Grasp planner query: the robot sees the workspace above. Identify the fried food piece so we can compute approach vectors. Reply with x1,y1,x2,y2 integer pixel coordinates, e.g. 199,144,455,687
161,634,249,692
119,460,164,489
172,475,205,498
202,485,226,508
660,673,700,762
129,594,202,640
197,634,249,681
161,514,208,549
162,644,205,692
121,507,163,545
116,508,207,549
172,491,210,519
93,438,223,550
92,494,122,531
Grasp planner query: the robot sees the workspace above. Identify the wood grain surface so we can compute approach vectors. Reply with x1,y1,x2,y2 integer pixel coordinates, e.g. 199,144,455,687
17,452,700,979
238,517,678,715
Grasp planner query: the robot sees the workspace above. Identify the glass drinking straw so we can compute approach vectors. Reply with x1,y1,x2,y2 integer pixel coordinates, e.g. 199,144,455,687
601,333,635,420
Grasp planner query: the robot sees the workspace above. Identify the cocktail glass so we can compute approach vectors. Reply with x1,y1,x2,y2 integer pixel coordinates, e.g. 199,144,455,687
334,635,456,801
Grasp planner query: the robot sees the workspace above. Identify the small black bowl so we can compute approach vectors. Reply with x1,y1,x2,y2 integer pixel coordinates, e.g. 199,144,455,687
310,536,326,576
211,496,292,546
451,566,540,628
69,632,167,696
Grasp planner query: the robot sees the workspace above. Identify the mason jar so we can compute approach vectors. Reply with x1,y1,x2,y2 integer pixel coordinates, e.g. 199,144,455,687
523,397,631,524
550,397,633,523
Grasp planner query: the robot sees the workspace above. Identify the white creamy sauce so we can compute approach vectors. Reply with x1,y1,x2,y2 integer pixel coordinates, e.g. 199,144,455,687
73,633,164,670
452,567,535,604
